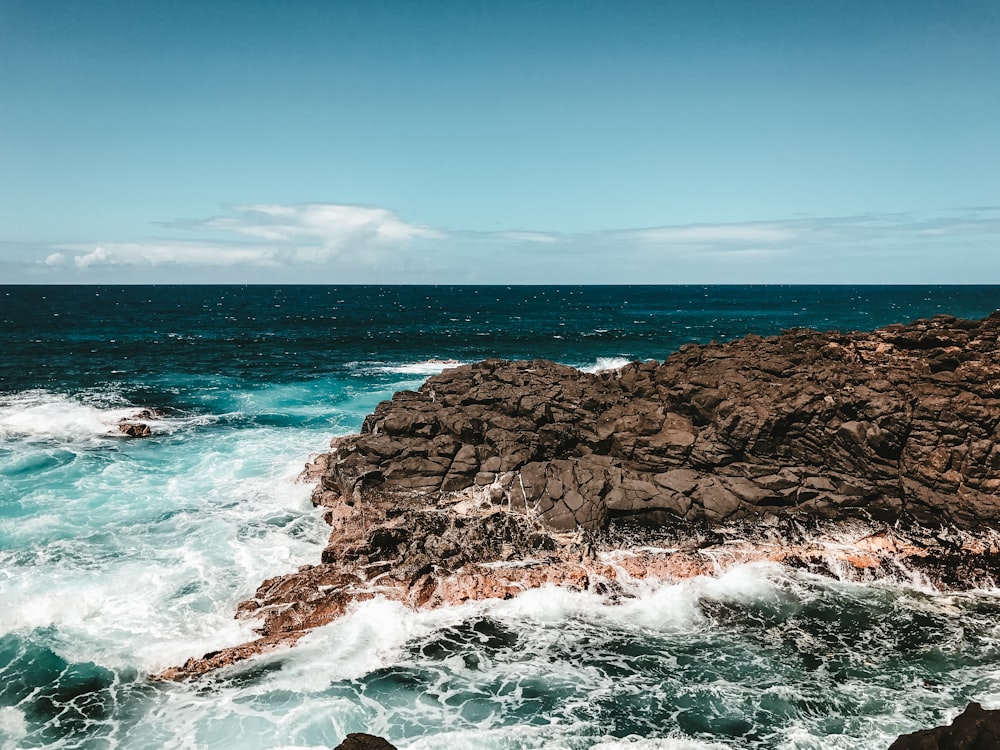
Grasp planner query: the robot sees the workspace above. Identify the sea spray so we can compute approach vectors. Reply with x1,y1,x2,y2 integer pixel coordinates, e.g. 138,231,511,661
115,569,1000,748
4,285,1000,748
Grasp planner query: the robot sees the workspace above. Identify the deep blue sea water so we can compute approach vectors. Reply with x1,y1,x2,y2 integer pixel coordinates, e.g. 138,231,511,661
2,285,1000,750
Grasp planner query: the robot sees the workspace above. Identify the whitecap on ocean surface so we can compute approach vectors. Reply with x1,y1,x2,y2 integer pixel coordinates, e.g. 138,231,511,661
5,284,1000,748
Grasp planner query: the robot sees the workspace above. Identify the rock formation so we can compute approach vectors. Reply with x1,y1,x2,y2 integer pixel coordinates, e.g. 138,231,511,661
889,703,1000,749
159,313,1000,679
332,734,397,750
117,421,152,437
117,408,162,437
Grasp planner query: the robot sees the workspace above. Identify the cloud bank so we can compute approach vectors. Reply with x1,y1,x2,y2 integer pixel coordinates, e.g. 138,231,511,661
193,203,443,261
65,242,278,269
22,203,1000,283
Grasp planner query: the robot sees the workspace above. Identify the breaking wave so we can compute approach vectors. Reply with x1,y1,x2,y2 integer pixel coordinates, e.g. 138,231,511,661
578,356,635,373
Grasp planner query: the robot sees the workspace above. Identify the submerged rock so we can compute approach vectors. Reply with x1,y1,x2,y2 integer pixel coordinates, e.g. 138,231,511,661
160,313,1000,679
889,702,1000,749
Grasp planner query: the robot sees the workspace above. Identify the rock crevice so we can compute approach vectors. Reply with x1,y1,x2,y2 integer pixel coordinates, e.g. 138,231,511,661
158,313,1000,679
325,313,1000,530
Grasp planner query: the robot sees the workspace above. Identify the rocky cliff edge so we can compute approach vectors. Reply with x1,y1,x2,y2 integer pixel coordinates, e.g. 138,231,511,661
159,313,1000,679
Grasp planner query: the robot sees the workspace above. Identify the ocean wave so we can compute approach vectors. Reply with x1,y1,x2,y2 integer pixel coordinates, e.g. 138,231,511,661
162,562,991,749
0,421,328,677
374,359,468,376
0,707,27,749
590,737,729,750
13,556,996,748
0,390,213,444
0,391,144,441
578,356,635,373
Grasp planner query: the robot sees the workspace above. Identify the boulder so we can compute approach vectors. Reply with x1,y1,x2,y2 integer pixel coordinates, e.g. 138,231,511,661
333,734,397,750
116,407,162,437
159,313,1000,680
889,703,1000,749
117,421,152,437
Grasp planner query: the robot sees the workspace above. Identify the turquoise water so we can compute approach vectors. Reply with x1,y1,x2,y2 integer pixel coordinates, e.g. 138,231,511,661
2,285,1000,750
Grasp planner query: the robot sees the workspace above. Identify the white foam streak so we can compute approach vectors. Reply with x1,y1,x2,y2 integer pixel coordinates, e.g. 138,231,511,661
402,726,574,750
483,562,787,635
578,356,634,373
282,597,444,688
0,707,27,749
0,391,140,441
591,738,729,750
0,390,211,444
377,359,467,376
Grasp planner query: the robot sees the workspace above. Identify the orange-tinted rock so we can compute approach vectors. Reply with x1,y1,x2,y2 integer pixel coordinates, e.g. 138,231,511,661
158,314,1000,680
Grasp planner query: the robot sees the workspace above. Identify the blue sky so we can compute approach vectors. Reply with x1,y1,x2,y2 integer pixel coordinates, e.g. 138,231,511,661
2,0,998,283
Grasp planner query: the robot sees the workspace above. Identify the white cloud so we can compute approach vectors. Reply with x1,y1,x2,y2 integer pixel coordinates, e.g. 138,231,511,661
74,246,115,269
42,203,441,276
196,203,442,260
494,231,562,244
630,223,796,244
65,242,277,269
27,204,1000,282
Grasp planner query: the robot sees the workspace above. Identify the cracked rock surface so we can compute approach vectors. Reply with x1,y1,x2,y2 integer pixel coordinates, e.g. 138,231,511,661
159,313,1000,679
340,312,1000,529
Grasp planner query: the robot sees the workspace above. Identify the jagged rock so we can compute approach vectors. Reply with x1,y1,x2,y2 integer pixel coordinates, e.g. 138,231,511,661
117,422,152,437
159,314,1000,679
889,703,1000,749
333,734,397,750
116,408,162,437
315,313,1000,530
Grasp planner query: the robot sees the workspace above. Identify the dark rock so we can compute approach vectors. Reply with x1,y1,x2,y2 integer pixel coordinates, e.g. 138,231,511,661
888,703,1000,749
116,407,163,437
316,314,1000,531
333,733,397,750
160,314,1000,680
117,422,152,437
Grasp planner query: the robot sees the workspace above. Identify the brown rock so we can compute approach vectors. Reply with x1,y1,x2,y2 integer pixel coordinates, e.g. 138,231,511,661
158,314,1000,679
117,422,151,438
333,733,397,750
888,703,1000,749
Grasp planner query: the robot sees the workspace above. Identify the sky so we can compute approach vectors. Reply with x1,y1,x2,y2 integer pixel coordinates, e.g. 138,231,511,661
1,0,998,284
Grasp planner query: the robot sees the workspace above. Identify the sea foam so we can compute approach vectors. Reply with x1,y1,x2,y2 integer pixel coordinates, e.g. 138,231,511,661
0,707,27,750
375,360,467,376
578,356,634,373
0,391,142,442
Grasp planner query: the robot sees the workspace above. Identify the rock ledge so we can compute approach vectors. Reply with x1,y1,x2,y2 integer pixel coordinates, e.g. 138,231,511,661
159,313,1000,679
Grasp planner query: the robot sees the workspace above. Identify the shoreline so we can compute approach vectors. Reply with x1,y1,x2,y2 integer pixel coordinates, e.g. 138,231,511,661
160,312,1000,680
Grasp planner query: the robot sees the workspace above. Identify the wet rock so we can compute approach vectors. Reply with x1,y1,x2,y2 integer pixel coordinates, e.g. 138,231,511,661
333,734,397,750
116,408,162,437
159,313,1000,679
307,314,1000,531
888,703,1000,749
117,422,152,437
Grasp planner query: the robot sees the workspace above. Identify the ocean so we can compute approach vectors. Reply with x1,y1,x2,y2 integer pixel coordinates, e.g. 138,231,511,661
2,284,1000,750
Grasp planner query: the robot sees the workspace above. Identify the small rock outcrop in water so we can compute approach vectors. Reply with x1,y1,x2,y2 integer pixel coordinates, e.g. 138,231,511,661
332,734,397,750
117,408,162,437
889,703,1000,749
117,422,152,437
160,314,1000,678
